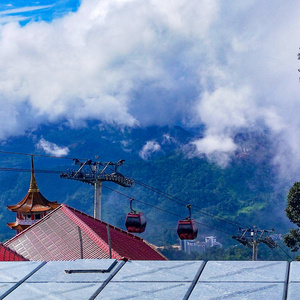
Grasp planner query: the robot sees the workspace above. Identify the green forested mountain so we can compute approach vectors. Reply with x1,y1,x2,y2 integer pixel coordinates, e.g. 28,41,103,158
0,123,293,260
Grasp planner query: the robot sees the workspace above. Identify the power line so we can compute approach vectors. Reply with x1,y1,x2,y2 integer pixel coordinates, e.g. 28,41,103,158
102,184,233,235
0,165,266,233
276,243,294,261
102,185,296,261
0,167,61,174
0,159,293,260
133,179,251,229
0,150,85,160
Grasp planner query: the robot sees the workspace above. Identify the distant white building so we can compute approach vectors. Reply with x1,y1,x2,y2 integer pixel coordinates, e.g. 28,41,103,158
180,236,222,255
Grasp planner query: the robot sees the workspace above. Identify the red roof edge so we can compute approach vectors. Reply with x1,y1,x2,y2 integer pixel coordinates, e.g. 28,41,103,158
0,243,28,261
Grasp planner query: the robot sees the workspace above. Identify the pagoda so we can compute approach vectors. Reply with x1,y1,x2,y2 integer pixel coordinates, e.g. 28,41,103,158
7,155,60,234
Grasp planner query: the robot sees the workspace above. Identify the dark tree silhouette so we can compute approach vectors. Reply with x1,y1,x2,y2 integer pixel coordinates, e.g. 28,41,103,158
284,182,300,255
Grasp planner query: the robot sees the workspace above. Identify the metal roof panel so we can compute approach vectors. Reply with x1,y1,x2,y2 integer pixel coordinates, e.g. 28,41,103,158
190,282,286,300
288,261,300,282
199,261,288,282
4,282,103,300
97,282,191,300
111,260,205,282
26,259,120,283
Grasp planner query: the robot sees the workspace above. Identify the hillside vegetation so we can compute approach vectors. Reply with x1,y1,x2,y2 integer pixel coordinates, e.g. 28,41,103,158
0,124,293,260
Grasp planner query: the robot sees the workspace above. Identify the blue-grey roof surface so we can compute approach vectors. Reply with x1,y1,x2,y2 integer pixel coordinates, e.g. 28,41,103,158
0,259,296,299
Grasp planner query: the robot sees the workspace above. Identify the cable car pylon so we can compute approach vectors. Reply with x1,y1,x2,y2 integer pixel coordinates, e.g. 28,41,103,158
60,158,134,220
232,227,278,261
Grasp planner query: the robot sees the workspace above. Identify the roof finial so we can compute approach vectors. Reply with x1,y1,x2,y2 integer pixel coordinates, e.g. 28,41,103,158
29,155,39,192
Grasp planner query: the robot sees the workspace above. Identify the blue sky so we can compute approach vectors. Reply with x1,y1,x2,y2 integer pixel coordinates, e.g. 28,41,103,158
0,0,300,175
0,1,80,24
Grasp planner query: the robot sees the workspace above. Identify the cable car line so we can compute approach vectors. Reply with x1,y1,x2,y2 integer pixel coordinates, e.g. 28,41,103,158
0,166,272,235
104,185,293,260
102,185,235,236
133,179,251,229
276,243,293,261
0,151,265,230
0,165,250,230
0,154,291,258
0,161,293,260
0,167,62,174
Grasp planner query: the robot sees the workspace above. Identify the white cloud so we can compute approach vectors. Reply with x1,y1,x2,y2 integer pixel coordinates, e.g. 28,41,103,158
0,0,218,139
139,140,161,160
191,135,237,167
36,138,69,157
0,0,300,175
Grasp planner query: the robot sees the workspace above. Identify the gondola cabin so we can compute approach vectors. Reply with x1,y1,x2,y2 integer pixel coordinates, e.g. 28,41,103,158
125,212,147,233
177,218,198,240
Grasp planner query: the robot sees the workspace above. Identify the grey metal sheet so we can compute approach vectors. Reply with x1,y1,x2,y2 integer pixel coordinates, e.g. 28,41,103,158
111,260,205,282
0,261,43,282
189,282,286,300
3,282,103,300
26,259,119,283
0,283,19,298
286,283,300,300
288,261,300,282
96,282,191,300
199,261,288,282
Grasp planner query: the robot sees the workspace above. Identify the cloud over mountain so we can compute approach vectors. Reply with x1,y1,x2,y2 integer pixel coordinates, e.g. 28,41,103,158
0,0,300,175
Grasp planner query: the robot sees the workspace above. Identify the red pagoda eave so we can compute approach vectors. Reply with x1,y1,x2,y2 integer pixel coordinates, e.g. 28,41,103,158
7,221,29,231
7,192,59,213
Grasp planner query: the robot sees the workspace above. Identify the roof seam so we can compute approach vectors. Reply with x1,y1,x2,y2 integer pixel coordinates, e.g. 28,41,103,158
61,205,122,260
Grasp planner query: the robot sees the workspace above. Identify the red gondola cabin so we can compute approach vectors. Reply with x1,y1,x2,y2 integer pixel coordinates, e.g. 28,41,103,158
125,212,147,233
177,218,198,240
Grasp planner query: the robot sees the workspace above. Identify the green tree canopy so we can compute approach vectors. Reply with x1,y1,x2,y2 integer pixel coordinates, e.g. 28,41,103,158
286,182,300,225
284,182,300,257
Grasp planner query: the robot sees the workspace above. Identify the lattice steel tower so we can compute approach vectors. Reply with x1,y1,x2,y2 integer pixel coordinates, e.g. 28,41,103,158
60,158,134,220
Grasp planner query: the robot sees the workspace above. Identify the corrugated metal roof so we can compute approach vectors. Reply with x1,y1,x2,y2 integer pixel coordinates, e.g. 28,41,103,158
0,243,28,261
4,204,166,261
0,259,296,299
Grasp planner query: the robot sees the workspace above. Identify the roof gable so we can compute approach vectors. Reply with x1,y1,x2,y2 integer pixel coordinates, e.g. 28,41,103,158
4,204,166,261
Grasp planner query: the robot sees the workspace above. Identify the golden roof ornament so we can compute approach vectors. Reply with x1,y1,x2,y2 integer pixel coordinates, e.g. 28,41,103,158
29,155,39,193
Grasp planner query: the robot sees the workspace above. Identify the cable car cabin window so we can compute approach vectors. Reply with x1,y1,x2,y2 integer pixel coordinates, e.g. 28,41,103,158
125,213,147,233
177,220,198,240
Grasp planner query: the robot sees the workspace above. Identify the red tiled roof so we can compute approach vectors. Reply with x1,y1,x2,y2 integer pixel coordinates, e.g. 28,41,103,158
4,204,167,261
0,243,28,261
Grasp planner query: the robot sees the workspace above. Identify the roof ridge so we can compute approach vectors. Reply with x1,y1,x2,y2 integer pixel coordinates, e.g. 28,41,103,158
60,205,122,259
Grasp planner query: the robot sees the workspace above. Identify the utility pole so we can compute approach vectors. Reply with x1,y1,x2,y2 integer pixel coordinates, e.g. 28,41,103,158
232,227,277,261
60,158,134,220
252,240,258,261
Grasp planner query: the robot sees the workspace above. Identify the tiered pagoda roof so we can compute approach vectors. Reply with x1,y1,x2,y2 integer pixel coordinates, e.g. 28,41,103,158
7,156,60,231
4,204,167,261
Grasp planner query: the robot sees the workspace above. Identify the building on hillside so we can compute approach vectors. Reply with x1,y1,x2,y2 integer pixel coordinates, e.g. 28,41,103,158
180,236,223,255
4,204,167,261
7,156,60,234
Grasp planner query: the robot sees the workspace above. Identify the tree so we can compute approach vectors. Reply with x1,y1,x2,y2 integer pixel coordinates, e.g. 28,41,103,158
284,182,300,256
